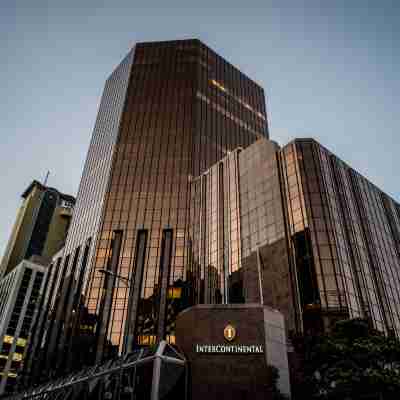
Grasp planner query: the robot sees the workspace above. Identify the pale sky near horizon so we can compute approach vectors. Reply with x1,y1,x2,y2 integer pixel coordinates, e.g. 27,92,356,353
1,0,399,257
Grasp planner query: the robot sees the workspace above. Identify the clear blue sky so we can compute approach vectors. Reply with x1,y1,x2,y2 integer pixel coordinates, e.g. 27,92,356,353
1,0,399,257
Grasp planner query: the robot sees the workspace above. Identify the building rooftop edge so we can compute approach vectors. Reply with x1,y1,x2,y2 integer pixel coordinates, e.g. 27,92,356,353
21,180,76,203
282,137,400,205
125,38,266,92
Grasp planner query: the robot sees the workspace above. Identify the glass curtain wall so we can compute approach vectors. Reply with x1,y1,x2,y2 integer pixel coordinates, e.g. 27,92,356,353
280,139,400,336
82,39,268,360
36,49,135,377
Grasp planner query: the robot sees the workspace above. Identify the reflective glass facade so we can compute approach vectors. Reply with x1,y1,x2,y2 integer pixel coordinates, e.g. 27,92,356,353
38,49,135,375
189,136,400,338
88,39,267,356
189,138,284,306
190,149,242,305
280,139,400,335
18,39,400,394
37,39,268,373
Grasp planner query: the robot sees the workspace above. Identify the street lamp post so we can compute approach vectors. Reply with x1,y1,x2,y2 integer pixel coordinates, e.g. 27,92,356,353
98,269,134,355
99,268,136,398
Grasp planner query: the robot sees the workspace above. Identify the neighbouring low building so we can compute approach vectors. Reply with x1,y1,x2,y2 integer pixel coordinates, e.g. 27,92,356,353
0,180,75,279
0,259,47,394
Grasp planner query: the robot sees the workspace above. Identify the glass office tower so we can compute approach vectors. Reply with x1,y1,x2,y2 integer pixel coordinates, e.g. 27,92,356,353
37,39,268,373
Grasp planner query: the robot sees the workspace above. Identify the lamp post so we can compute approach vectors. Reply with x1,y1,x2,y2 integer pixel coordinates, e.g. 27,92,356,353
99,267,136,399
98,269,134,355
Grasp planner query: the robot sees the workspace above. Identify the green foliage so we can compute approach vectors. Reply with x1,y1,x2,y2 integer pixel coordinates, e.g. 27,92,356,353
292,319,400,400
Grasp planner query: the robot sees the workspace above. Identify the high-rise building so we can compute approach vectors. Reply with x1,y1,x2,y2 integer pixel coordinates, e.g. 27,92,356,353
0,259,47,394
36,39,268,375
0,181,75,278
13,39,400,399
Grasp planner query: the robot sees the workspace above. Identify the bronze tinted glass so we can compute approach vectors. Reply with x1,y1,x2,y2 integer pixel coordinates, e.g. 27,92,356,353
81,39,268,357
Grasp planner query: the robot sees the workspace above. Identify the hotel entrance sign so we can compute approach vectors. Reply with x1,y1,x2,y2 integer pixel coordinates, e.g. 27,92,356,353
195,344,264,354
194,323,264,353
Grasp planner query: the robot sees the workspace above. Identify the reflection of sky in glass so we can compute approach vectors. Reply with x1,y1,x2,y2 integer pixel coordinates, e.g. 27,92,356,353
1,0,399,257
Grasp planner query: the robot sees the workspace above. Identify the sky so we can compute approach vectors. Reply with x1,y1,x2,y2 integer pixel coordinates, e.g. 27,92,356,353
1,0,399,257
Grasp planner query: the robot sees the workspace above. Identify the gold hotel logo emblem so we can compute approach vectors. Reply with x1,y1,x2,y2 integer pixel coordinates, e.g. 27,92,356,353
224,324,236,342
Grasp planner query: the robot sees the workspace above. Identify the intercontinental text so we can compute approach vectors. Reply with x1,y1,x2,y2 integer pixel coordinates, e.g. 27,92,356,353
195,344,264,354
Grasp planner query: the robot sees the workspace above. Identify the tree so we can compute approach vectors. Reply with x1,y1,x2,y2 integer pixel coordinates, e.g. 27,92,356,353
292,318,400,400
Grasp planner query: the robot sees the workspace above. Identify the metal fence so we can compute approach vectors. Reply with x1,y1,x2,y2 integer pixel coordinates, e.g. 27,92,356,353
5,341,187,400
